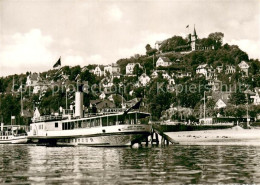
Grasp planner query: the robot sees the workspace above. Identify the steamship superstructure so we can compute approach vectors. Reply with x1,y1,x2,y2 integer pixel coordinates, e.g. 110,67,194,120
27,91,151,146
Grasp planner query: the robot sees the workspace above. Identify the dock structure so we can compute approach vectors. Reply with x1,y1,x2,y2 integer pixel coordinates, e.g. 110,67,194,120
151,125,179,146
131,124,179,147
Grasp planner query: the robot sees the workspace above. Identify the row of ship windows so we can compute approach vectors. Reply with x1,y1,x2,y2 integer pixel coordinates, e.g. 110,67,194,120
0,136,10,140
61,118,136,130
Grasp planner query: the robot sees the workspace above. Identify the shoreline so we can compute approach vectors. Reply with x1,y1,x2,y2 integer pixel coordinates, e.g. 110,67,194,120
166,126,260,146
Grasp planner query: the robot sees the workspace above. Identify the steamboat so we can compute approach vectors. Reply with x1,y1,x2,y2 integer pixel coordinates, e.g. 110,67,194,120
27,91,151,146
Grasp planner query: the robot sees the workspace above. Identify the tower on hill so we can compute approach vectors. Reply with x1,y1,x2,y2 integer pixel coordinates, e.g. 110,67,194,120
190,25,198,51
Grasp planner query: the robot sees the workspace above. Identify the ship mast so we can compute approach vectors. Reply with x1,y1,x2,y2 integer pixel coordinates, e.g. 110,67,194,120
21,84,24,116
203,91,206,123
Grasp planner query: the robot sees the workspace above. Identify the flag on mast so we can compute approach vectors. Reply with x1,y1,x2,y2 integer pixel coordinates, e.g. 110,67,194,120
53,57,61,68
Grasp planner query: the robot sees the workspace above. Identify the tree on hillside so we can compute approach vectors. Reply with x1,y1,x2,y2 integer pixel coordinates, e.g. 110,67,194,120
145,44,157,56
133,64,144,77
230,91,246,106
0,94,20,124
208,32,224,49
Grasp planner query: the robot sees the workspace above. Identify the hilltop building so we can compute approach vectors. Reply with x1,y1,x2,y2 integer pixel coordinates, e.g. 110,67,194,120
26,73,42,86
190,26,198,51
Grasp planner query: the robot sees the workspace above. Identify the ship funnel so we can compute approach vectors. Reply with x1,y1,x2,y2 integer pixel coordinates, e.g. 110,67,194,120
75,91,83,118
0,122,3,132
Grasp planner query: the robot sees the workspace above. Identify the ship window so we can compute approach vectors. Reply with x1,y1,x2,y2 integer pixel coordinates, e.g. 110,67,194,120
78,121,82,128
55,122,58,128
108,116,116,126
62,123,65,130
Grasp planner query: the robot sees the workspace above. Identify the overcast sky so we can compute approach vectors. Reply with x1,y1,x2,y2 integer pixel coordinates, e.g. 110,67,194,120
0,0,259,77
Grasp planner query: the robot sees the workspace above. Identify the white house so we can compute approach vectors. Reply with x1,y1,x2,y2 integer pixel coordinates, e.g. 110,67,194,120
196,64,215,80
126,63,142,75
138,73,150,86
225,65,236,74
151,70,159,78
196,64,208,77
26,73,42,86
156,57,171,68
93,66,103,77
251,89,260,105
238,61,249,76
104,63,121,76
215,99,227,109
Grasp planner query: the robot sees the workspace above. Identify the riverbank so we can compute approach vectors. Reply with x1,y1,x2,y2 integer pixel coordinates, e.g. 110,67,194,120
166,126,260,145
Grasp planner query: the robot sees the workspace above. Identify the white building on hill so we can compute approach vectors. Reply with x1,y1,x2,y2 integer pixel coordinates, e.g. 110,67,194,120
156,57,171,68
93,66,103,77
238,61,249,76
138,73,150,86
126,63,142,75
104,63,121,76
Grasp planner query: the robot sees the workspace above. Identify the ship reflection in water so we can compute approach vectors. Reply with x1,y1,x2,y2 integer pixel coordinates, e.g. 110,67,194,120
0,144,260,184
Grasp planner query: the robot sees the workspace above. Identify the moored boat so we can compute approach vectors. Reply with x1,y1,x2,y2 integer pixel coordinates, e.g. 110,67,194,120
27,91,151,146
0,124,28,144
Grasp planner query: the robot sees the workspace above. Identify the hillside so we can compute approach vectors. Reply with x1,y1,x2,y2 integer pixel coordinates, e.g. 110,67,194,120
0,31,260,123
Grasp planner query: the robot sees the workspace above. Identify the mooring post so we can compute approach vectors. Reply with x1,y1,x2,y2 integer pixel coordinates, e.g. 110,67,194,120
155,133,159,146
145,136,148,146
151,130,154,145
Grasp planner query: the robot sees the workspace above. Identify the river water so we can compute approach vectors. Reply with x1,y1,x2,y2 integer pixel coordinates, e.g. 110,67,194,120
0,144,260,184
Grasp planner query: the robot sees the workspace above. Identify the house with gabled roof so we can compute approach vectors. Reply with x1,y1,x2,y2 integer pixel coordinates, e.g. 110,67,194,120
212,91,231,109
156,57,172,68
215,99,227,109
93,66,103,77
238,61,249,76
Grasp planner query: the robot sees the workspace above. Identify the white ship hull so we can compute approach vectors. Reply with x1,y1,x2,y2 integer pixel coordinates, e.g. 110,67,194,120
28,124,152,146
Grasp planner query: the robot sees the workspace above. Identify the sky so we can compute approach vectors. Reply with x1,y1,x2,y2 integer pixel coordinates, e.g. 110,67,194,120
0,0,259,77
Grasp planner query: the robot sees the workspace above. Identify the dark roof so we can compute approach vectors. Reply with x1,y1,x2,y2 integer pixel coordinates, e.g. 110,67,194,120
90,99,116,109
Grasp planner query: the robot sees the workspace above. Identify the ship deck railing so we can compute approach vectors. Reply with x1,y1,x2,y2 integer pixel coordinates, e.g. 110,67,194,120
32,115,63,123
